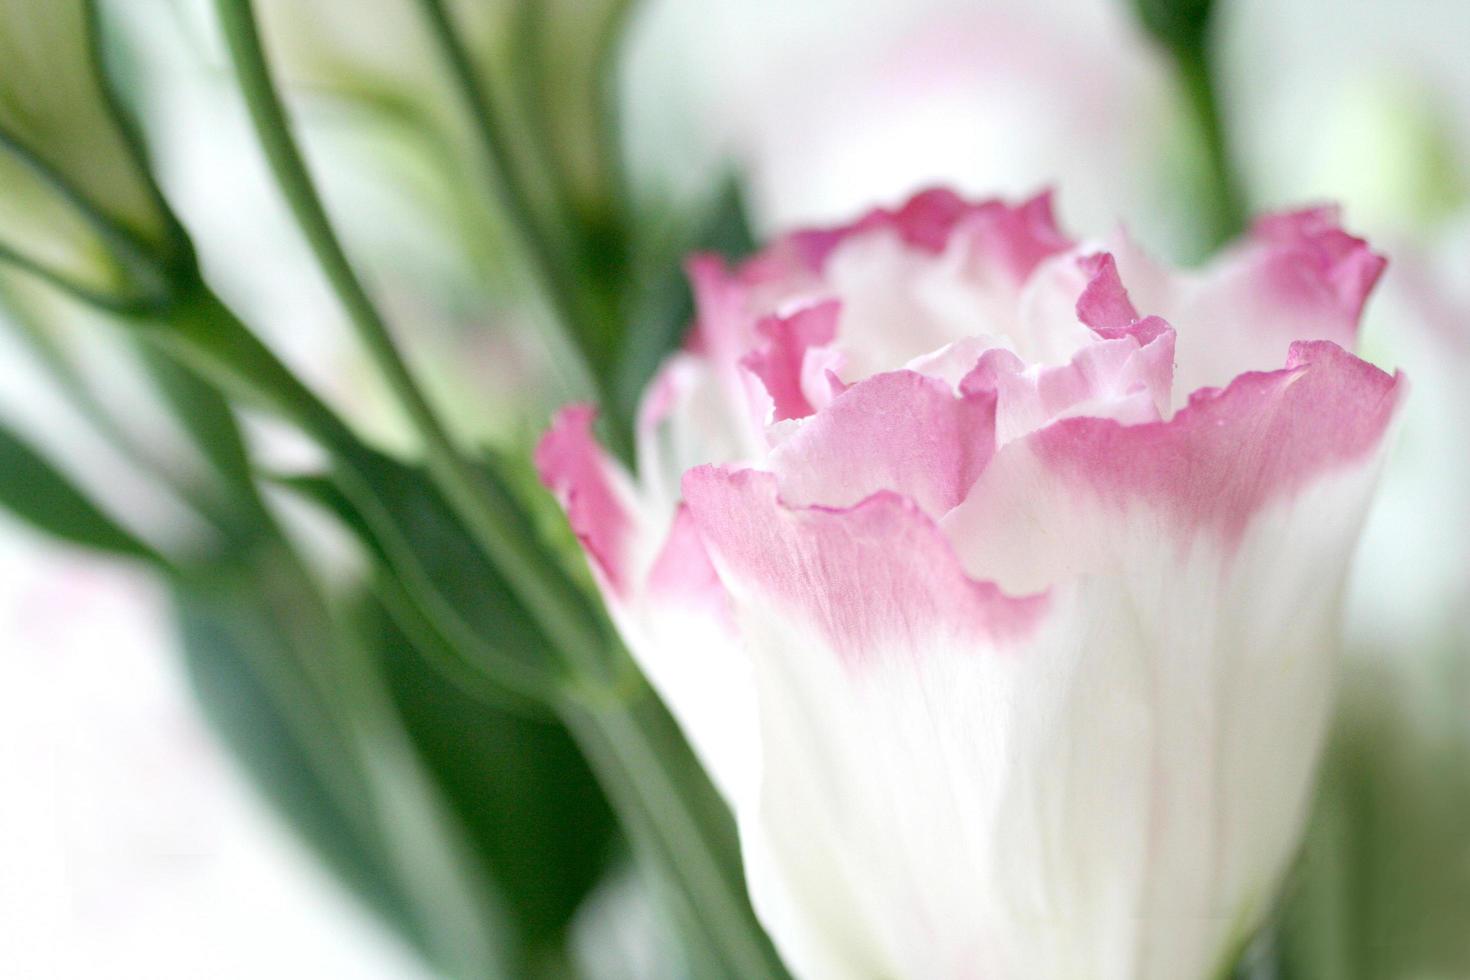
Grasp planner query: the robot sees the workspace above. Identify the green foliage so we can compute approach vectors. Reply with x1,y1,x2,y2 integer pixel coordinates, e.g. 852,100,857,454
0,0,188,306
0,419,164,564
271,450,621,958
273,449,565,702
1130,0,1215,55
1271,657,1470,978
172,574,423,947
0,0,786,974
137,344,260,507
610,177,757,432
175,556,520,978
362,592,617,957
274,452,787,977
1126,0,1245,258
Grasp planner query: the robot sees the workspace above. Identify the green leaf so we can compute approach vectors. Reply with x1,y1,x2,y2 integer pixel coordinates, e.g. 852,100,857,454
359,590,617,958
145,288,773,975
0,0,186,306
177,552,529,978
486,0,634,218
267,469,618,956
135,341,261,511
0,418,163,563
1130,0,1216,54
275,450,554,689
564,685,792,980
272,455,617,953
171,577,424,949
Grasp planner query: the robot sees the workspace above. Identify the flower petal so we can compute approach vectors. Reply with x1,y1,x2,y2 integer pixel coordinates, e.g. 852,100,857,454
703,351,1398,979
740,300,844,422
1111,208,1386,395
790,187,1071,276
682,465,1045,664
768,369,998,516
631,505,756,800
946,340,1402,592
539,398,757,801
535,405,637,595
960,327,1176,446
733,490,1366,978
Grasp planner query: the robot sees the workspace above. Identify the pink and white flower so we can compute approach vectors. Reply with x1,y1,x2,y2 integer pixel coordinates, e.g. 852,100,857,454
538,188,1403,979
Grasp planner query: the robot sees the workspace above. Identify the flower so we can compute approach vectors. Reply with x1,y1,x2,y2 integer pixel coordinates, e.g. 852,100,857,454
538,187,1402,978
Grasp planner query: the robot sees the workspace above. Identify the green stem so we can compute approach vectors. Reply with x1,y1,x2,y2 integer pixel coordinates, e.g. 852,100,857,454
147,285,355,448
369,567,555,718
562,683,789,980
148,284,562,709
507,0,583,244
212,0,615,679
157,284,783,975
329,596,517,978
413,0,634,463
1174,45,1248,255
590,0,637,216
209,4,779,971
0,127,176,310
159,283,782,975
0,290,233,536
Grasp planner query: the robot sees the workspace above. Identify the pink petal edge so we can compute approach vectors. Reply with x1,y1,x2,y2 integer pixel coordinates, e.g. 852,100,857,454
1031,340,1403,545
535,405,634,596
682,465,1048,663
788,187,1074,279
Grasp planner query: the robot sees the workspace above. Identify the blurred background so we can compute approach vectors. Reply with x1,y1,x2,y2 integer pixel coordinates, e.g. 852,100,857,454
2,0,1467,976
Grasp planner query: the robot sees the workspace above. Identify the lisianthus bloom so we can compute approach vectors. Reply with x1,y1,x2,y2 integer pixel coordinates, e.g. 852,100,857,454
538,188,1402,979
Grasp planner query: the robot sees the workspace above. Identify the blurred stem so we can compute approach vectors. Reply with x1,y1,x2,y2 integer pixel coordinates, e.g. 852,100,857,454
0,128,176,311
508,0,636,229
0,292,235,537
157,281,783,974
368,566,556,717
329,597,517,977
1172,44,1248,254
212,0,616,681
562,681,790,980
207,4,780,970
414,0,635,463
591,0,638,212
509,0,584,238
149,284,562,709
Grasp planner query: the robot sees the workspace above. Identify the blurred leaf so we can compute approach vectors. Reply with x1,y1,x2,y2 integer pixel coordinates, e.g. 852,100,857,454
178,549,527,978
135,341,261,510
277,448,549,678
0,0,186,305
1272,654,1470,978
491,0,632,216
0,0,166,240
145,288,589,697
332,594,522,979
171,573,425,949
1130,0,1215,54
146,254,772,979
358,590,618,958
0,418,164,563
274,452,617,952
